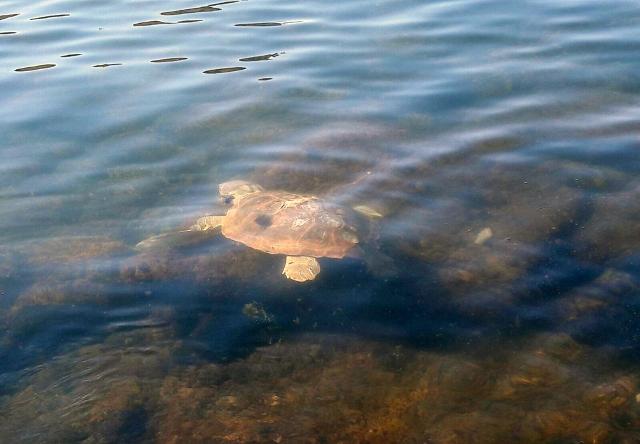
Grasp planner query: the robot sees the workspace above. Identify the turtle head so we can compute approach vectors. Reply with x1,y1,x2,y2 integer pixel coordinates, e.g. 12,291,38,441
219,180,263,203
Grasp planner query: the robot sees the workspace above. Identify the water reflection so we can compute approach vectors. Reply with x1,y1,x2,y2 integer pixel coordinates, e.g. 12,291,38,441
133,20,172,27
14,64,56,72
160,6,221,16
211,0,241,5
150,57,188,63
0,13,19,20
239,52,280,62
203,66,246,74
235,22,284,27
29,14,70,21
60,54,82,58
92,63,122,68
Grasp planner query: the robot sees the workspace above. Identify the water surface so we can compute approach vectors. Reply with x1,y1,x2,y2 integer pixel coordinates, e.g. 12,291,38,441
1,0,640,442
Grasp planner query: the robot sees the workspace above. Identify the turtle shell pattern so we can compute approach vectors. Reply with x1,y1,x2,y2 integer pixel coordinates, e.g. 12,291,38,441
221,191,359,258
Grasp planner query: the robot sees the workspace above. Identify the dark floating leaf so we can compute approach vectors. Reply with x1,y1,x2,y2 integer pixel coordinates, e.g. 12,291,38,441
235,22,282,27
61,53,82,58
258,77,273,81
30,13,70,20
133,20,172,27
0,31,17,35
15,64,56,72
203,66,246,74
0,13,19,20
161,6,220,16
93,63,122,68
177,19,203,23
150,57,188,63
239,53,279,62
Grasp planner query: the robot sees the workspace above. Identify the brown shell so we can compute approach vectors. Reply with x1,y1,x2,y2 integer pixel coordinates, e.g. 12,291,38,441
221,191,358,258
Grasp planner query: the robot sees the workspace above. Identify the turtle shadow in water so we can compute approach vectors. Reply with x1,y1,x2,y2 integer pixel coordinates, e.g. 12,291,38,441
170,251,486,364
172,230,640,367
143,232,460,361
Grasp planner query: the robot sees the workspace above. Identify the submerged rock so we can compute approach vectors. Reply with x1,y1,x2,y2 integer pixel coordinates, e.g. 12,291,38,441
253,121,403,195
437,239,540,294
388,160,589,318
556,268,639,322
0,330,175,443
120,251,175,283
575,181,640,263
1,332,639,443
23,235,127,267
6,236,127,317
10,278,108,314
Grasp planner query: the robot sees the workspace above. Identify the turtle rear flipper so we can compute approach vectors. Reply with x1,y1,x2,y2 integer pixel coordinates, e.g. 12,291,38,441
282,256,320,282
352,204,383,219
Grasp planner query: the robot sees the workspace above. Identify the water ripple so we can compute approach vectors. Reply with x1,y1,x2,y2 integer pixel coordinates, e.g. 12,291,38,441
29,13,70,21
15,64,56,72
160,6,221,16
203,66,246,74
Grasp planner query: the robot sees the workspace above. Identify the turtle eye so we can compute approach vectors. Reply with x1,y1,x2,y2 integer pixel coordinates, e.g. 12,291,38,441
224,196,234,205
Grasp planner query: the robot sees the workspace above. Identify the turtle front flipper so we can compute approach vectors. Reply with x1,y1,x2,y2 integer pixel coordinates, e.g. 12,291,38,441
135,215,224,251
191,215,225,231
282,256,320,282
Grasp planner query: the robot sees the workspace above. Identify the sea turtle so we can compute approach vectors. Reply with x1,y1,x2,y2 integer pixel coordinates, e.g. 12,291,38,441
136,180,383,282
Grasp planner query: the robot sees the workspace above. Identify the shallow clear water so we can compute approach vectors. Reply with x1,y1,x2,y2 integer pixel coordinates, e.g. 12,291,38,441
2,0,640,441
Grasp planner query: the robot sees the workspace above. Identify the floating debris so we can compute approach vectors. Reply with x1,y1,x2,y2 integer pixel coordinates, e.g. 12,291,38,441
150,57,188,63
0,13,19,20
474,227,493,245
161,6,220,16
30,13,70,20
203,66,246,74
239,53,280,62
133,20,172,27
15,64,56,72
92,63,122,68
